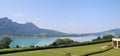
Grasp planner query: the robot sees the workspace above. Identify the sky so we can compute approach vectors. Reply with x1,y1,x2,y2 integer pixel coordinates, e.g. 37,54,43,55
0,0,120,34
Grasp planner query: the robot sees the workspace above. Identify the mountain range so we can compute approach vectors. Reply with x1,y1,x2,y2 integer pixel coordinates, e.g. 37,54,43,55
0,17,65,36
74,29,120,37
0,17,120,36
94,29,120,36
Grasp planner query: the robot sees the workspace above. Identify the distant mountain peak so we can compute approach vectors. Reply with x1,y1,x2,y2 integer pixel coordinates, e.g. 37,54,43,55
0,17,8,19
0,17,12,21
0,17,65,36
90,28,120,36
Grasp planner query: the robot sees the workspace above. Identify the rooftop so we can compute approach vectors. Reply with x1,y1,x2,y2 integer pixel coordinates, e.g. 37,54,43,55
112,38,120,41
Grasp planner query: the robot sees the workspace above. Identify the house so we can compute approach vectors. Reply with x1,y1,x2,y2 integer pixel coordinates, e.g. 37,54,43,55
112,38,120,48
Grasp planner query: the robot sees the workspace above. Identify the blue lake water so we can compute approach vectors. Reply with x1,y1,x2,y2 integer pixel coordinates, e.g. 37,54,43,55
0,35,98,48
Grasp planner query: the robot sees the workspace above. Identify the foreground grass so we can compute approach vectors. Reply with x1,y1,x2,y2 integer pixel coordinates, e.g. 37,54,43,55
92,48,120,56
0,42,111,56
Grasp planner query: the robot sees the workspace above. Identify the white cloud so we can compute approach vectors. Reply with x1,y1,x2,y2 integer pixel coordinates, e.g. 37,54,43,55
8,13,28,24
12,19,26,24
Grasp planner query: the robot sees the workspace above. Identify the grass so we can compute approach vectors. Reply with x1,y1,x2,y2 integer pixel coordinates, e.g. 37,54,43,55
0,42,111,56
91,48,120,56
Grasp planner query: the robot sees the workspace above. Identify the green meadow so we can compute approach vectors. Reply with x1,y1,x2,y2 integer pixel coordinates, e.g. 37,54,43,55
0,42,111,56
92,49,120,56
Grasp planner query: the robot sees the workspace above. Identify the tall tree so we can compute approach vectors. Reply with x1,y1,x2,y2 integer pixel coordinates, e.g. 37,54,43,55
0,37,12,48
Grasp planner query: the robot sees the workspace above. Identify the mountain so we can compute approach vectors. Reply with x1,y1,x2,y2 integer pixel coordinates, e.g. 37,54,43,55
0,17,65,36
0,17,120,37
66,29,120,37
96,29,120,36
78,29,120,36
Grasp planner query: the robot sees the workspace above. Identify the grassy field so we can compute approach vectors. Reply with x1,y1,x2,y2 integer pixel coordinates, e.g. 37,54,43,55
92,48,120,56
0,42,111,56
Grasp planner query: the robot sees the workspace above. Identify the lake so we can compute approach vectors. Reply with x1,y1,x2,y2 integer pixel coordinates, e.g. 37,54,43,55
0,35,98,48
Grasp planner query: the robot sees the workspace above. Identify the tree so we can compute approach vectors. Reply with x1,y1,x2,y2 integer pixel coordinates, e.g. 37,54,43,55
102,35,114,39
50,38,76,46
92,35,114,42
63,38,75,45
0,37,12,48
97,36,102,40
16,45,20,48
92,36,101,41
55,39,65,45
